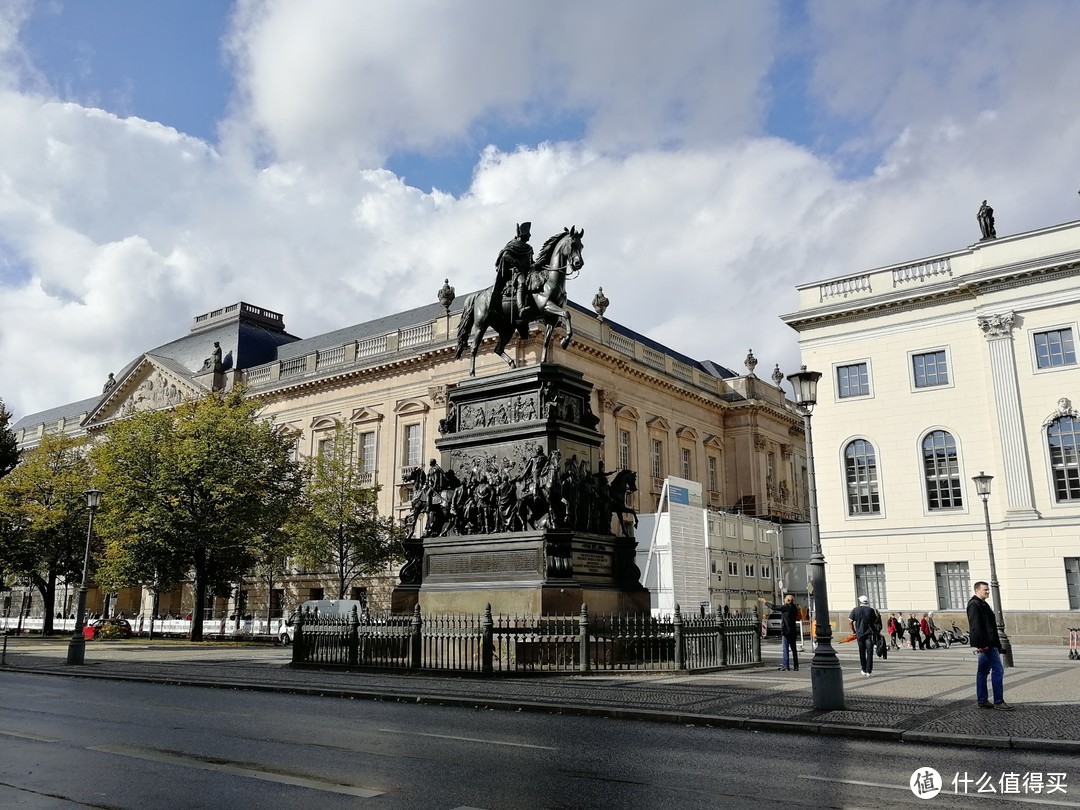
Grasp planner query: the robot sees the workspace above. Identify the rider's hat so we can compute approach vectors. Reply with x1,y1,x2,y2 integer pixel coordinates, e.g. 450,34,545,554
516,222,532,238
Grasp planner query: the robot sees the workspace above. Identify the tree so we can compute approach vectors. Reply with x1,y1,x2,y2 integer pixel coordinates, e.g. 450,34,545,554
0,433,93,634
0,398,19,479
291,425,403,600
90,390,304,641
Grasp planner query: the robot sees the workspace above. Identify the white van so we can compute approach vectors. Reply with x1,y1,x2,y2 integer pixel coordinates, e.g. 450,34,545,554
278,599,366,644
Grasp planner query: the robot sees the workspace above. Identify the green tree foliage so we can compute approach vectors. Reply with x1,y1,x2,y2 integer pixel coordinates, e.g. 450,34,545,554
0,433,93,634
90,390,304,641
0,398,19,479
291,425,403,600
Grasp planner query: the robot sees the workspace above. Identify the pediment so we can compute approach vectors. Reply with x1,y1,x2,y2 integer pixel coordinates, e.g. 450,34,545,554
350,406,385,425
394,398,429,416
310,414,342,431
646,415,671,432
676,426,699,441
612,404,640,421
85,356,206,426
703,434,724,450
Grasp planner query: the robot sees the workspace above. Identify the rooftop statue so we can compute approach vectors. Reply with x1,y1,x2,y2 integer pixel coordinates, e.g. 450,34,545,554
977,200,997,240
455,225,584,376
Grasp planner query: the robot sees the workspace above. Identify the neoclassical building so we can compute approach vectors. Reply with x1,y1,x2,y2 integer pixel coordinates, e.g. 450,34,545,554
12,295,808,619
783,215,1080,643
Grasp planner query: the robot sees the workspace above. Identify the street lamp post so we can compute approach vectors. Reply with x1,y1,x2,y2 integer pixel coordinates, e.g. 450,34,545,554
786,366,845,710
66,488,102,666
971,472,1014,667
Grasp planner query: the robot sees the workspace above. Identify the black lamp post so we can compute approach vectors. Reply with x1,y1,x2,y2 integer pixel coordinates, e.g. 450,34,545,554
971,472,1014,667
786,365,845,710
66,488,102,665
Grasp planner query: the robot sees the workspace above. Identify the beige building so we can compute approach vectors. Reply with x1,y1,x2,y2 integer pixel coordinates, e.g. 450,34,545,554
12,296,808,619
783,216,1080,643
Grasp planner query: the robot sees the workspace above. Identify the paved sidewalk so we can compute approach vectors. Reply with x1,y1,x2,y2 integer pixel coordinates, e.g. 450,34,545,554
3,637,1078,753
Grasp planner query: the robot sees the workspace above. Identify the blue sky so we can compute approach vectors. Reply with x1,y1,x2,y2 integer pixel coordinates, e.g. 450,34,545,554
2,0,1080,417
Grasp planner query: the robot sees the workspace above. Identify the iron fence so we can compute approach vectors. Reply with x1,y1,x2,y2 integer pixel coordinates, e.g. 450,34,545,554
291,605,760,675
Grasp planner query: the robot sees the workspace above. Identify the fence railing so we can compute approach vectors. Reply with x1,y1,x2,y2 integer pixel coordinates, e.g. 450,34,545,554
291,605,760,675
1,615,288,638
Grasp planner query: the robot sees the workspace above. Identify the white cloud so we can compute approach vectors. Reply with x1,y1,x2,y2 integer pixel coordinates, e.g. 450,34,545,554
2,1,1080,422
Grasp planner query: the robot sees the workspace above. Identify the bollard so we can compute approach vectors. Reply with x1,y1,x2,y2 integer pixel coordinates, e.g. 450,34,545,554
409,605,422,671
291,608,304,665
578,604,590,673
674,603,684,670
348,606,360,667
482,604,494,675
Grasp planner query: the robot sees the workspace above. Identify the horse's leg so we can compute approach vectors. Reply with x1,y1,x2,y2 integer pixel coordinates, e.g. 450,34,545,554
491,327,516,369
540,320,556,363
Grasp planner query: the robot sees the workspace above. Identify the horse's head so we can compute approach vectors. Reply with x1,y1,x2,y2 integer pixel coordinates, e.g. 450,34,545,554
564,226,584,272
616,469,637,494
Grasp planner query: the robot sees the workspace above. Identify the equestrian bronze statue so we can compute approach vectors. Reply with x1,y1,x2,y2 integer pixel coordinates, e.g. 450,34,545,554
455,225,584,376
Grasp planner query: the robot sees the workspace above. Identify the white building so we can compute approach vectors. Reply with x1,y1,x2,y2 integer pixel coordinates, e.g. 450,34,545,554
783,214,1080,644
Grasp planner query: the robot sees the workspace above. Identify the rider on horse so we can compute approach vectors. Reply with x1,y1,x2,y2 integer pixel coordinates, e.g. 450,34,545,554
493,221,534,318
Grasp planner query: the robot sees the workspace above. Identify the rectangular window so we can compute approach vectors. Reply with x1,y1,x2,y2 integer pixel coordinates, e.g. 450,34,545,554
913,350,949,388
270,589,284,619
403,424,421,467
350,586,369,607
727,561,738,576
681,448,692,479
744,564,755,578
650,439,664,479
1066,557,1080,610
934,562,970,610
708,455,718,492
618,429,631,471
760,565,770,580
1035,328,1077,369
317,436,334,457
308,587,324,601
854,564,888,608
359,431,376,478
836,362,870,398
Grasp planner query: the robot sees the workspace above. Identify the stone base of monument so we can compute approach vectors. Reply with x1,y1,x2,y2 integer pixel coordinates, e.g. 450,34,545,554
390,530,650,616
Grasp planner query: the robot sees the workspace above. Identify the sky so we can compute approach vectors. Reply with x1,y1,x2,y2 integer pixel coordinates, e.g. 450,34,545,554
2,0,1080,420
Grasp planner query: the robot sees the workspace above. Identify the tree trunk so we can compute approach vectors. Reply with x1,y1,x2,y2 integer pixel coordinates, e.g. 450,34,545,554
31,571,57,636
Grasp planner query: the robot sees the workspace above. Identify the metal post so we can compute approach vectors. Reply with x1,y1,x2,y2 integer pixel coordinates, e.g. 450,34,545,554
673,603,684,670
802,409,845,709
348,606,360,667
66,489,101,666
291,608,304,665
482,604,494,675
974,473,1014,667
409,604,422,671
578,603,590,672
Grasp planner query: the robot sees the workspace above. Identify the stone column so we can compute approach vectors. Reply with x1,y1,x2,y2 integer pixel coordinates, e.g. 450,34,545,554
977,312,1039,519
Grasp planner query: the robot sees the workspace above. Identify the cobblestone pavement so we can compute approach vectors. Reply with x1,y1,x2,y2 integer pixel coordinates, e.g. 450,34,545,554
3,637,1078,752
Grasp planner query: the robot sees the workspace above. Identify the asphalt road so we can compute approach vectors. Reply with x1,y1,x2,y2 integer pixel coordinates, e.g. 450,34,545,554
1,672,1078,809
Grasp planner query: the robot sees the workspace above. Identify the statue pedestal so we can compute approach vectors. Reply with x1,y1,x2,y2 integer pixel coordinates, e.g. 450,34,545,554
390,364,650,617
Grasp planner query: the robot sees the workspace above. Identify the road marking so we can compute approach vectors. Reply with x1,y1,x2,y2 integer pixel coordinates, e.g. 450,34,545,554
377,728,558,750
89,744,383,798
800,775,1080,807
0,729,62,742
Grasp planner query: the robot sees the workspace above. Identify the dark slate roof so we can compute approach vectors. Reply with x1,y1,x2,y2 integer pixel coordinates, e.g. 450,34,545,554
12,396,99,432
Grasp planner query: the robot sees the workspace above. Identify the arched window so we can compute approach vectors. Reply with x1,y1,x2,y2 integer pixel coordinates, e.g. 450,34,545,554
1047,416,1080,501
844,439,881,515
923,430,963,510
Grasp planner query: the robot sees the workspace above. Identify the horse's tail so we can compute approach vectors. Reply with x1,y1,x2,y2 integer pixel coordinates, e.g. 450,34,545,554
455,293,477,358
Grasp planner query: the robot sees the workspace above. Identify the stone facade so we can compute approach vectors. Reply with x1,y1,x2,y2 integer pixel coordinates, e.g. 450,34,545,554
784,217,1080,644
12,296,807,619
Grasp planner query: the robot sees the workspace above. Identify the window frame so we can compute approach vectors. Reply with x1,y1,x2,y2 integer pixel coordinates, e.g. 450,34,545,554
1031,324,1078,372
934,561,971,610
1046,415,1080,503
833,359,874,401
842,437,884,518
402,422,422,469
920,428,966,513
909,346,954,392
854,563,888,609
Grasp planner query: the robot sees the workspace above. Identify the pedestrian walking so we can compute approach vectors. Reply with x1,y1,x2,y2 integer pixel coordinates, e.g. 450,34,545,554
921,613,939,649
887,613,902,650
968,580,1012,710
765,594,800,671
896,612,908,647
907,614,925,649
848,596,881,677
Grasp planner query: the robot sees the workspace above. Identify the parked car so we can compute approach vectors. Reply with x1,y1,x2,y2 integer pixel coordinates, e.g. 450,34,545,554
92,618,133,639
765,612,783,636
278,599,367,645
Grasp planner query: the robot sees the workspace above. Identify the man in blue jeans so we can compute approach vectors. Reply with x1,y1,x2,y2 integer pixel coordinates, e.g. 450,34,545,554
765,594,800,671
848,595,880,677
967,580,1012,710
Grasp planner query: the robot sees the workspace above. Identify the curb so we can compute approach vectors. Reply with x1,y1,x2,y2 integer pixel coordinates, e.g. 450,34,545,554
4,664,1077,754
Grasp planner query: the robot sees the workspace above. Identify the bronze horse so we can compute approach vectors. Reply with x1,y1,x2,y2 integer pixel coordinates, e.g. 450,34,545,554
455,227,584,376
